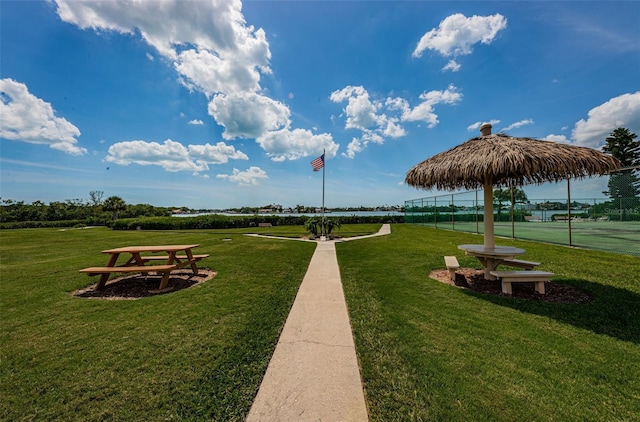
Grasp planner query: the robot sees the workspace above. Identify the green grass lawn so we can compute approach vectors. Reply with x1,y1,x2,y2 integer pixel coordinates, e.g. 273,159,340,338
338,225,640,421
2,225,639,421
0,227,317,421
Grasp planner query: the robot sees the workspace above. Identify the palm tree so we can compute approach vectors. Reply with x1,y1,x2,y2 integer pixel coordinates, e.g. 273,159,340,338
103,196,126,221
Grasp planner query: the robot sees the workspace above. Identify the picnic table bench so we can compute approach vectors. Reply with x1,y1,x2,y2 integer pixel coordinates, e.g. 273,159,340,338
490,270,554,295
500,259,540,270
444,256,460,281
79,244,208,291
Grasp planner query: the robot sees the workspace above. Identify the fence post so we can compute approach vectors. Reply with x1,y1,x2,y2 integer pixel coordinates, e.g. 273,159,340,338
451,194,455,230
475,190,479,234
434,196,438,228
620,197,623,222
510,186,515,239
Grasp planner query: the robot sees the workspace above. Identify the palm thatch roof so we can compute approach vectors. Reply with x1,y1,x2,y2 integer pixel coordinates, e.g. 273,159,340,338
405,133,621,191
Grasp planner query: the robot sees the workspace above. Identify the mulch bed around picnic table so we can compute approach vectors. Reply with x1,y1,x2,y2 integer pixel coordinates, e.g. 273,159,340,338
73,269,217,300
429,268,592,304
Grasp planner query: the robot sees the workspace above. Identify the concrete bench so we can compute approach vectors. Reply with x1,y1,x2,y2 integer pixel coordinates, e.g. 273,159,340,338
444,256,460,281
490,270,554,295
258,223,273,227
500,259,540,270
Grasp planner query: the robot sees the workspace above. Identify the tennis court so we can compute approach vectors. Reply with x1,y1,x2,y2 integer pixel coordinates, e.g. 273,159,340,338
413,219,639,256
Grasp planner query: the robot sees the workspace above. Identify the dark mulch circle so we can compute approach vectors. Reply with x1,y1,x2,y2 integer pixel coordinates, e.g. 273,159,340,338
73,269,216,300
429,268,592,304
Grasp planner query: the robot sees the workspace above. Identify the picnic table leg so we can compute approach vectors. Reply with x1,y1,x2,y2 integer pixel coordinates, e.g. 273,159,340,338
501,281,513,295
95,253,119,290
473,256,499,280
158,271,171,290
185,249,199,274
165,251,177,265
483,258,501,280
131,252,145,266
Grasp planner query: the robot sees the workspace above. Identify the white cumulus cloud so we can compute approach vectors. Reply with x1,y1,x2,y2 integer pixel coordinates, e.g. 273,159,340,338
216,166,268,186
343,138,365,159
331,85,461,158
502,119,534,132
54,0,345,163
340,131,386,159
399,85,463,127
208,92,291,140
442,60,461,72
467,119,501,131
543,134,571,144
175,47,266,97
55,0,271,97
188,119,204,125
413,13,507,71
54,0,313,159
330,86,384,131
571,92,640,148
188,142,249,163
256,128,338,162
0,78,86,155
105,139,247,172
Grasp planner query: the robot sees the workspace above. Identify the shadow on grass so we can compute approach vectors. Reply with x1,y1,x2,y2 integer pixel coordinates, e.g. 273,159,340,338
462,279,640,344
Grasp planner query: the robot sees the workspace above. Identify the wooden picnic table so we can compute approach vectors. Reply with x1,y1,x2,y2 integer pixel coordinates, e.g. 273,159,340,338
79,244,208,291
458,244,526,280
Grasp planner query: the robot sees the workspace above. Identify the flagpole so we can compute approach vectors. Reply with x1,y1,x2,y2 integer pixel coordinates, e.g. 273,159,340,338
321,148,326,238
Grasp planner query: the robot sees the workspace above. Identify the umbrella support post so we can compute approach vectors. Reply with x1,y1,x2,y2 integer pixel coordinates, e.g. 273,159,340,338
484,177,495,249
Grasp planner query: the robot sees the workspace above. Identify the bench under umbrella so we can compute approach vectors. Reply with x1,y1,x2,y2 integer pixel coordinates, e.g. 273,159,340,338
405,124,620,249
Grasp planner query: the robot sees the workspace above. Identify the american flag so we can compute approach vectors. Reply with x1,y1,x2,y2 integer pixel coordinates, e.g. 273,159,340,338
311,153,325,172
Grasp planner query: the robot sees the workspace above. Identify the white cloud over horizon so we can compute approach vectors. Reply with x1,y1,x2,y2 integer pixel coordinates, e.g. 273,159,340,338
216,166,268,186
0,78,86,156
541,92,640,148
105,139,248,172
256,128,338,162
571,91,640,148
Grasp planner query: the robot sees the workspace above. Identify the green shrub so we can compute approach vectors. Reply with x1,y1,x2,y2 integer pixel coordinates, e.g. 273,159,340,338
110,214,404,230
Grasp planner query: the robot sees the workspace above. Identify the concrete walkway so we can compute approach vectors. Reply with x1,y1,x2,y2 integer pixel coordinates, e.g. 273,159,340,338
246,224,391,421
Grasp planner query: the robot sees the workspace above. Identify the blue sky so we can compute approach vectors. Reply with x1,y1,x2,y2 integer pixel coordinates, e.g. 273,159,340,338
1,1,639,209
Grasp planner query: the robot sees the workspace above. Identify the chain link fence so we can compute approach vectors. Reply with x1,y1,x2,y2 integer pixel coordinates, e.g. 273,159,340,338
405,168,640,256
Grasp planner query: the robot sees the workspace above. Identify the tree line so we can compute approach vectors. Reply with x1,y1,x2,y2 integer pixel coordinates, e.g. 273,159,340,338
0,191,170,226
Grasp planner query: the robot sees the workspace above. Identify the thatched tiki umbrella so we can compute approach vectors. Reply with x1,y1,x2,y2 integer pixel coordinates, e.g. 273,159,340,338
405,124,620,249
